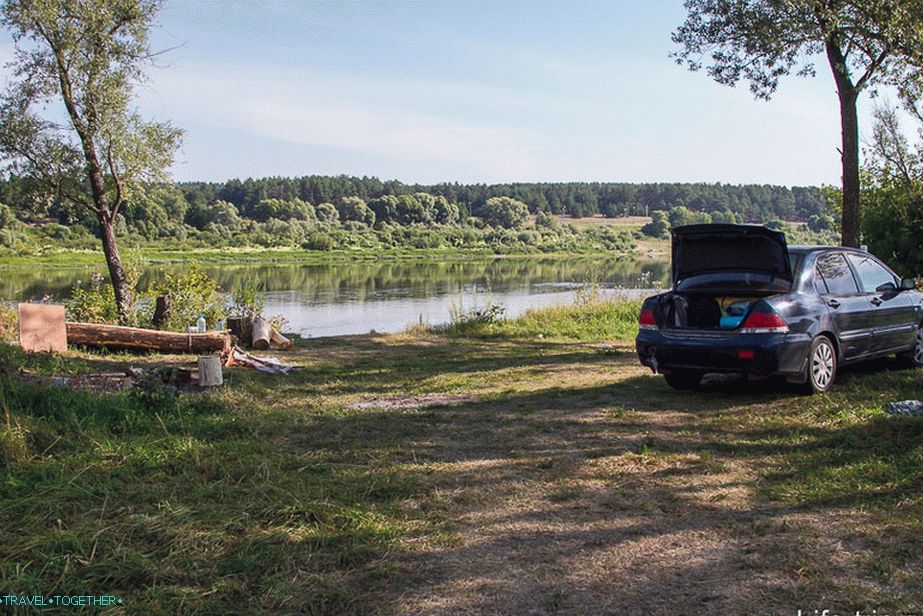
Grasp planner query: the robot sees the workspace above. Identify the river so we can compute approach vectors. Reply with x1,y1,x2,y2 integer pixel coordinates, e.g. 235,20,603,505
1,257,669,337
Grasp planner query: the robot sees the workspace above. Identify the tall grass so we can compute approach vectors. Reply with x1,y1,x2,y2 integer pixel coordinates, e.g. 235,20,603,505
427,296,643,342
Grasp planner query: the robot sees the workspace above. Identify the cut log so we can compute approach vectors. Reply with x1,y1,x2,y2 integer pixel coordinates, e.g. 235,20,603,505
197,355,223,387
227,316,252,347
251,317,271,350
66,322,231,354
270,328,293,350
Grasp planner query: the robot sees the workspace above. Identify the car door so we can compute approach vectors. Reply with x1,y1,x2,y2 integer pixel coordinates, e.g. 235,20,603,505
845,252,916,354
815,252,873,360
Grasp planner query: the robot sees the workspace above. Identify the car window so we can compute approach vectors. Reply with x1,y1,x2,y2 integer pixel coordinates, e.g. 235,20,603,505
816,253,858,295
846,253,896,293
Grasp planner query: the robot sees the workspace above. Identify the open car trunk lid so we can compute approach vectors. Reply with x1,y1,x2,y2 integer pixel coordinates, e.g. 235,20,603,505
671,224,792,289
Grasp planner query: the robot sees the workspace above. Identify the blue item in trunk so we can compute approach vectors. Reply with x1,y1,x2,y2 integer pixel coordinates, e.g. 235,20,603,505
720,315,744,329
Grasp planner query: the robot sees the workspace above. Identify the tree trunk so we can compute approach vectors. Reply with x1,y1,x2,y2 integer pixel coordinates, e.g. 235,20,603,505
825,39,861,248
98,215,133,324
837,89,861,248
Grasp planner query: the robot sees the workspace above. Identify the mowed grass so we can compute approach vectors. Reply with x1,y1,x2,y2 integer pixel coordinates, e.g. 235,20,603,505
0,301,921,613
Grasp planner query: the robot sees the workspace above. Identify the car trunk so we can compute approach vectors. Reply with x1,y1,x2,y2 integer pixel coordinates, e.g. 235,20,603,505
658,292,768,329
663,224,793,330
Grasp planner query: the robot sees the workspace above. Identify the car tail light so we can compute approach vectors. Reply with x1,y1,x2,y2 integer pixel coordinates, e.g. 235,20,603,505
740,309,788,334
638,308,658,331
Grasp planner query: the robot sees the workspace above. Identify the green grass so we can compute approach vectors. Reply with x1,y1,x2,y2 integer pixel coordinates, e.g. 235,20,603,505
0,303,922,613
428,296,643,341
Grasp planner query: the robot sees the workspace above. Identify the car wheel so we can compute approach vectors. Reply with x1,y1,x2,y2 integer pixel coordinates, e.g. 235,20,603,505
664,370,702,391
900,326,923,368
806,336,837,394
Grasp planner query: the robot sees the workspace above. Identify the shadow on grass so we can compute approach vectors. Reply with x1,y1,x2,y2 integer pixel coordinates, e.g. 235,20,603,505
2,336,922,614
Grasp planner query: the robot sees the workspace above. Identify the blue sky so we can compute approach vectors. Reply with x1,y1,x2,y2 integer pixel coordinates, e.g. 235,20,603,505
0,1,893,185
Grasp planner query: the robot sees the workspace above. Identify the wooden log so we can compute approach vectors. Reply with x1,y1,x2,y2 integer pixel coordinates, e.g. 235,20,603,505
66,322,231,354
197,355,223,387
270,328,293,350
227,316,252,347
251,317,271,350
152,295,171,329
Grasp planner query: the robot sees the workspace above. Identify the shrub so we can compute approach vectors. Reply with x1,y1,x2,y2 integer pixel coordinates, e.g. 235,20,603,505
302,231,336,251
641,211,669,238
230,281,265,319
151,262,226,332
315,203,339,224
0,302,17,342
479,197,529,229
66,272,120,324
336,196,375,226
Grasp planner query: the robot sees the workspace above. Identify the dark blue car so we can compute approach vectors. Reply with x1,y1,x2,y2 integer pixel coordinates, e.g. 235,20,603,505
636,224,923,393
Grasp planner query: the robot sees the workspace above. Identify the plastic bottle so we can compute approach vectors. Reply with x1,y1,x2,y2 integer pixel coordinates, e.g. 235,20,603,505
197,314,206,333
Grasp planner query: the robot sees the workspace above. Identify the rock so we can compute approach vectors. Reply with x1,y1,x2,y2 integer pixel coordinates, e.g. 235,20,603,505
885,400,923,417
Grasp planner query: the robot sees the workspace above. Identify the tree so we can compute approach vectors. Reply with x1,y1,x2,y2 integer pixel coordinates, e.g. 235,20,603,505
336,196,375,226
673,0,923,248
479,197,529,229
0,0,181,322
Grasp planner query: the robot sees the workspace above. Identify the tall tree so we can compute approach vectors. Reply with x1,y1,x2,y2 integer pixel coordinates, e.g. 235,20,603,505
672,0,923,247
0,0,181,322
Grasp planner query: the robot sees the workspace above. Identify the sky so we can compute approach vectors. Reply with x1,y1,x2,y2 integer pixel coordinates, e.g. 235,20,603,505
0,0,901,186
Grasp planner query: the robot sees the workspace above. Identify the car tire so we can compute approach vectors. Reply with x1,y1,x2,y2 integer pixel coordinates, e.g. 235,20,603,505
899,325,923,368
664,370,703,391
805,336,837,394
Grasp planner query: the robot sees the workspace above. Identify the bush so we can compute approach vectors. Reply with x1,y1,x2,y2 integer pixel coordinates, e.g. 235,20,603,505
0,302,17,342
479,197,529,229
315,203,339,224
302,231,336,251
66,272,121,324
151,263,226,332
641,211,669,238
336,197,375,226
0,203,16,230
230,281,265,319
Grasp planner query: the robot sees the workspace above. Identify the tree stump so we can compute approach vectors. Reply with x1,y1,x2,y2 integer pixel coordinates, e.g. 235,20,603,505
152,295,171,329
252,317,271,350
227,316,252,348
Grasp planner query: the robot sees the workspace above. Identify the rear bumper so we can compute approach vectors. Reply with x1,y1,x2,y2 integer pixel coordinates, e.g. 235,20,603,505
635,328,811,377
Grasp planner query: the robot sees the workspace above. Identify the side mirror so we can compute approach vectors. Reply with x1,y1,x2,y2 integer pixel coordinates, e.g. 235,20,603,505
901,277,917,291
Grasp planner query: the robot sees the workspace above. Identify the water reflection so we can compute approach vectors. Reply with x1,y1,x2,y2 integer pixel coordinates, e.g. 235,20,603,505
1,257,669,337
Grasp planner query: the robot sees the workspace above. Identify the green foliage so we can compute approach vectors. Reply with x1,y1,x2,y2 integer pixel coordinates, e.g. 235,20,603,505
230,281,266,319
336,196,375,226
641,211,669,238
0,301,16,342
667,206,711,227
66,273,120,324
252,198,316,223
186,200,241,230
861,105,923,275
479,197,529,229
151,262,227,331
315,202,339,224
0,202,15,230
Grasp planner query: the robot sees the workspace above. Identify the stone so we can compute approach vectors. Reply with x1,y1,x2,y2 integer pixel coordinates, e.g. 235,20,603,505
18,303,67,353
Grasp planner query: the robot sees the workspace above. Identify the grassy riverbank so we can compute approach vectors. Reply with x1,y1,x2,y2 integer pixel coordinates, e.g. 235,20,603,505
1,299,921,613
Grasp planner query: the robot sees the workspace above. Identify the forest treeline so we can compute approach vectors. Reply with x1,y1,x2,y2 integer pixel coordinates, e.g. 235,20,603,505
0,175,827,229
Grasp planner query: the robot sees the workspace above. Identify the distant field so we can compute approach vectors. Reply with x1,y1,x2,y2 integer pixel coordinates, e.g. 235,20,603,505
550,215,652,228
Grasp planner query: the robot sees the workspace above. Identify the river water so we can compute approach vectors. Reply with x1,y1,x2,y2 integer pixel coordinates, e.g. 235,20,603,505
1,257,669,337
